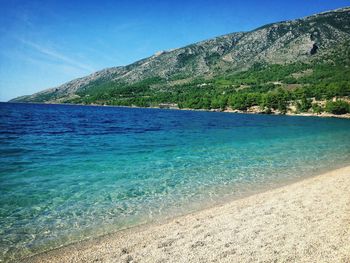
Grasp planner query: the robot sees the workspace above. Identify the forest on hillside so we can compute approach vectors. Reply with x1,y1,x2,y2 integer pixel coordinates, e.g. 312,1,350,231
63,53,350,115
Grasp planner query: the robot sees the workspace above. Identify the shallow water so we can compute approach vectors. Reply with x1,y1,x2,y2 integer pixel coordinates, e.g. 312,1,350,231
0,103,350,261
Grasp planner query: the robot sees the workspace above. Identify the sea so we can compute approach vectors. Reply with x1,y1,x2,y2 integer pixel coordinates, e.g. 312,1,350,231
1,102,350,262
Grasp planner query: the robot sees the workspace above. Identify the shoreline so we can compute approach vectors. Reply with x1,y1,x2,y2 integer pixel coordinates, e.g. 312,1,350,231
24,165,350,263
3,101,350,119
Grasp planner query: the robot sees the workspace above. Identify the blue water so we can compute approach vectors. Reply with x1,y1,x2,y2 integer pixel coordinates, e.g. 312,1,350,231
0,103,350,261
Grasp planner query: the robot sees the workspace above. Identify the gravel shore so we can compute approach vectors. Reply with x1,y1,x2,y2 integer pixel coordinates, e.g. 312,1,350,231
25,166,350,263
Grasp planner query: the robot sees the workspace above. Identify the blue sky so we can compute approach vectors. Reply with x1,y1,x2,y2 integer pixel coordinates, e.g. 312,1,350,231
0,0,349,101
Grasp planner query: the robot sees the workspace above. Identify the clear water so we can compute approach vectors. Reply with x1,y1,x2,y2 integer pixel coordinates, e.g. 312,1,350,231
0,102,349,262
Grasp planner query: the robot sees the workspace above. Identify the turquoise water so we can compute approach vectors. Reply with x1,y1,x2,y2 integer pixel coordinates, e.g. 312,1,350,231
1,103,350,261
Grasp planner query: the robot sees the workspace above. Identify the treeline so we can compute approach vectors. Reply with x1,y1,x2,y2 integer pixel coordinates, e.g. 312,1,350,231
177,87,350,114
69,83,350,115
66,60,350,115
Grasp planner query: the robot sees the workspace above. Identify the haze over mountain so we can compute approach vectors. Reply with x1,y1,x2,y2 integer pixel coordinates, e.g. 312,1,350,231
10,7,350,114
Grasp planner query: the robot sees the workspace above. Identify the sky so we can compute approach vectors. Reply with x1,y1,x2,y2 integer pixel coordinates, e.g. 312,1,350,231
0,0,349,101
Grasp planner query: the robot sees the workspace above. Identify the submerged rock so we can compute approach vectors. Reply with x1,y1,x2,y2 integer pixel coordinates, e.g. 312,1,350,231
310,43,319,55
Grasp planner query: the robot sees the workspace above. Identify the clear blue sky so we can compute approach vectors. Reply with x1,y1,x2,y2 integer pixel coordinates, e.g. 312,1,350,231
0,0,349,101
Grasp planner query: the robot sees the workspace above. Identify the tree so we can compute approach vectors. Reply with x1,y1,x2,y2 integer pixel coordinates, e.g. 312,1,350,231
297,95,312,112
262,88,289,114
325,100,350,115
311,103,323,114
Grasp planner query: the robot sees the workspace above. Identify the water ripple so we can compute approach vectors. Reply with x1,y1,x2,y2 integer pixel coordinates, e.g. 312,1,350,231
0,103,350,262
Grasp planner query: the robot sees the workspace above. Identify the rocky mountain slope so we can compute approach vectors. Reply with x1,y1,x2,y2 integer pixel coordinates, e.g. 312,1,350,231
10,7,350,105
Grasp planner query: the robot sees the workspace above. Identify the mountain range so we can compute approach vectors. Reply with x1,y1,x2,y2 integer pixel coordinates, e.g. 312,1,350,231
10,7,350,115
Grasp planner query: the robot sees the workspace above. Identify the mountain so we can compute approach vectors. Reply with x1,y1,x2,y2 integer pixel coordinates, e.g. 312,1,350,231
10,7,350,115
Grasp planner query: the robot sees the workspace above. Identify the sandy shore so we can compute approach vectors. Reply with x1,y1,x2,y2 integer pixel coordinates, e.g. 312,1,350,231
24,166,350,263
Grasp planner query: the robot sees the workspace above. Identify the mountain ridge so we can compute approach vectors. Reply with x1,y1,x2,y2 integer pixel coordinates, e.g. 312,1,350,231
10,6,350,113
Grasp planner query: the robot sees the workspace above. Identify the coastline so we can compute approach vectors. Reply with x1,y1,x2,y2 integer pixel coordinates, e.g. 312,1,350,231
3,102,350,119
24,165,350,263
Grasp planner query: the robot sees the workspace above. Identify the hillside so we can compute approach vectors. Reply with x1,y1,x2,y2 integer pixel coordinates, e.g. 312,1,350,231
10,7,350,115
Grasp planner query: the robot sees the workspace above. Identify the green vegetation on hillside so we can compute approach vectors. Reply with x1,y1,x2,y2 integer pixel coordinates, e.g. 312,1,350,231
11,8,350,116
64,53,350,115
